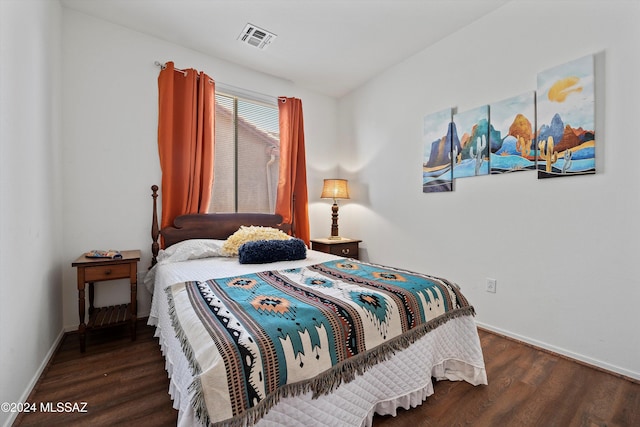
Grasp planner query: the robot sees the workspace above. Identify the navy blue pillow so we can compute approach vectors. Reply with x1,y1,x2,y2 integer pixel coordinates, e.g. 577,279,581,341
238,238,307,264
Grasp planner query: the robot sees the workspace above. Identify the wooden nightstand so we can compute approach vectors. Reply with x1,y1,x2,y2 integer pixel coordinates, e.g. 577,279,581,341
72,250,141,352
310,238,362,260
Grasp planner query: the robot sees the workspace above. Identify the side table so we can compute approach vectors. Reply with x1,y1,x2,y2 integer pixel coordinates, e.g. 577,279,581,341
72,250,141,352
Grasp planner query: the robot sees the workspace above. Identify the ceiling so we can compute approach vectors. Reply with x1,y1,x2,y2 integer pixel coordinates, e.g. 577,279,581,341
60,0,510,98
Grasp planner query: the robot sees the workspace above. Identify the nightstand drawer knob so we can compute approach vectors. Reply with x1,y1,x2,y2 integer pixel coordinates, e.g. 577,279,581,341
105,269,112,275
341,248,350,255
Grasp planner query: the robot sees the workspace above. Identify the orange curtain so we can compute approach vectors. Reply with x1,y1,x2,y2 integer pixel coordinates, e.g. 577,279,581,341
157,61,215,242
275,97,310,246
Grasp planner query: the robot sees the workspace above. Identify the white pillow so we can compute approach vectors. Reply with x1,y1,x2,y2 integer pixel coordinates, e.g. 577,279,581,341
157,239,224,263
220,226,290,257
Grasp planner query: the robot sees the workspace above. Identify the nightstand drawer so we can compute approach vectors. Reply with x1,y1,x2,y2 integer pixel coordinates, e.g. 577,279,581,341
84,263,132,281
328,242,359,258
310,238,361,260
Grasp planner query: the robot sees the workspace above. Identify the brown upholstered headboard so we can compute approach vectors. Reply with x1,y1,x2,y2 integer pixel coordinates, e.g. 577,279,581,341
150,185,290,266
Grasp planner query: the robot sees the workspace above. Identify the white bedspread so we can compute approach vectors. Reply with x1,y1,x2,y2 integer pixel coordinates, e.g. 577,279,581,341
147,250,487,426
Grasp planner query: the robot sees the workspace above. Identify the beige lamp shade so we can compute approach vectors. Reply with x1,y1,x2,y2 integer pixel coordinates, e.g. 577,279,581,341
321,179,350,201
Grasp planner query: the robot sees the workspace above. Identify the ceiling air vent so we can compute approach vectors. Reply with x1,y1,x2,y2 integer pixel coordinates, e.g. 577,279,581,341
238,23,277,50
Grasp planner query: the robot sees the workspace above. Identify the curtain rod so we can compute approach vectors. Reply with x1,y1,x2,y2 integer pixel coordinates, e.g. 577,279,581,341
154,61,213,85
155,61,278,106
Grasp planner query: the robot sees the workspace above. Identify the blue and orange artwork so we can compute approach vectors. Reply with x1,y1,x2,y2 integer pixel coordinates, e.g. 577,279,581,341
453,105,490,178
423,108,454,193
536,55,595,178
489,92,537,174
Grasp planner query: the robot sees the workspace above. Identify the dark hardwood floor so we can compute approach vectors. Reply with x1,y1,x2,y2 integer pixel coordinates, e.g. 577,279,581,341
12,320,178,427
13,320,639,427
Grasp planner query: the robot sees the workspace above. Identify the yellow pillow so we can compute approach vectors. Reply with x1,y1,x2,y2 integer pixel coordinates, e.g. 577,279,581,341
220,226,290,257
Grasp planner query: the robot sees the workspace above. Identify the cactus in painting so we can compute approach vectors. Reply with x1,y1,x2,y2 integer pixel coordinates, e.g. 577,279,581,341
562,150,573,174
538,136,558,173
449,145,459,164
469,135,487,175
516,135,532,158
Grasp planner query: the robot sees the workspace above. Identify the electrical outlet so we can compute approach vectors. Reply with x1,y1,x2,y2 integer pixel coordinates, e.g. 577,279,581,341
486,278,497,293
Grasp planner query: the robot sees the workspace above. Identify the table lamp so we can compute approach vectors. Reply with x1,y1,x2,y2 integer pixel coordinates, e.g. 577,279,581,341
320,179,350,239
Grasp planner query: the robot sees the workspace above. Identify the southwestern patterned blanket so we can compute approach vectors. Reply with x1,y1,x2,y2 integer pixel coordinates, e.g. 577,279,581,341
167,259,475,427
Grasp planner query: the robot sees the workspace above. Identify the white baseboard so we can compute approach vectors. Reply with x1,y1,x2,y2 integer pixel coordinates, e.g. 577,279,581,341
476,321,639,382
2,328,66,427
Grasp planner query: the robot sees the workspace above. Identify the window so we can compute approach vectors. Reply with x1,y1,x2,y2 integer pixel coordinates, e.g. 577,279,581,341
210,90,279,213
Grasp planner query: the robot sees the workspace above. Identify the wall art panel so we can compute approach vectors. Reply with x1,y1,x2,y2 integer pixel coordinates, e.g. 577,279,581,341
536,54,595,178
453,105,490,179
489,91,537,174
423,108,454,193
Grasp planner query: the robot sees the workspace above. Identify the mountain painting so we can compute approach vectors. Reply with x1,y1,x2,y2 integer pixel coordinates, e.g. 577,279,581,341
536,54,595,179
489,92,536,174
452,105,490,179
423,108,453,193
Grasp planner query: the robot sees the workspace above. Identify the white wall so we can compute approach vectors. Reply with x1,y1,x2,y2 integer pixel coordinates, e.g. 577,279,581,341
0,1,63,425
338,0,640,379
59,9,339,328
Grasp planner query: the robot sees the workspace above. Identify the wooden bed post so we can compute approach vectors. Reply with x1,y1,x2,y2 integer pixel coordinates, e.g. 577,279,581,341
151,185,160,267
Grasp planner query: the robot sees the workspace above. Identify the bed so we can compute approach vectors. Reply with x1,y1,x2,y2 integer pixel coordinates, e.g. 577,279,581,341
145,186,487,427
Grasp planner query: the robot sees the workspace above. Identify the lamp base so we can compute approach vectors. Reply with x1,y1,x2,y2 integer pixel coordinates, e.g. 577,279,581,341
327,235,344,240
